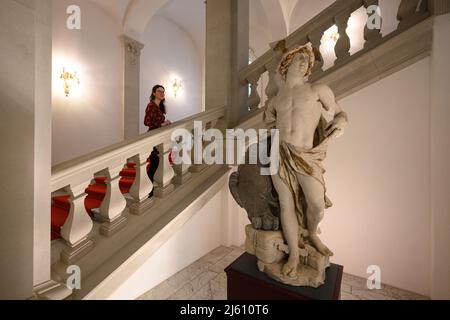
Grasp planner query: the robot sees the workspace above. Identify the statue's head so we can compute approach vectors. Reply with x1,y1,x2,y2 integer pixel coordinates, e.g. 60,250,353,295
278,43,316,81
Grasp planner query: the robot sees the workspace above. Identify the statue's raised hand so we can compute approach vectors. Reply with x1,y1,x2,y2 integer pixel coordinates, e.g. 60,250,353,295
326,113,347,138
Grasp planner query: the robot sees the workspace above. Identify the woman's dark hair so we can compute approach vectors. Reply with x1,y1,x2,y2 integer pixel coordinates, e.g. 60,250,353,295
150,85,167,114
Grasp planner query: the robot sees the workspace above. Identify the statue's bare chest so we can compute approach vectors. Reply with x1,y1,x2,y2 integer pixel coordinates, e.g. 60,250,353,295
276,85,321,117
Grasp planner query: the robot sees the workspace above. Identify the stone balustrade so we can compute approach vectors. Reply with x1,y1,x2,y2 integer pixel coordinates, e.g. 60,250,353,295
239,0,431,113
51,107,225,263
45,0,442,297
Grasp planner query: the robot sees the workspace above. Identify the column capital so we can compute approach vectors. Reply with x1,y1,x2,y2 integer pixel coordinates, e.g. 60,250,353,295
122,34,144,139
121,35,145,65
121,34,145,51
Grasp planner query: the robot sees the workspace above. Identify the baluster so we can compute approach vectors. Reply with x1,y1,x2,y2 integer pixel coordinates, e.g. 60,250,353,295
210,119,219,129
173,141,192,186
203,119,224,166
60,184,94,264
247,74,261,111
154,141,175,197
363,0,383,48
308,29,325,75
190,123,207,173
334,9,352,65
397,0,422,29
128,153,154,215
98,166,128,236
264,57,281,106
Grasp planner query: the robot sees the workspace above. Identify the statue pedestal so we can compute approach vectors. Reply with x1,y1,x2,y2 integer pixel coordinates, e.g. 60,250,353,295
225,253,343,300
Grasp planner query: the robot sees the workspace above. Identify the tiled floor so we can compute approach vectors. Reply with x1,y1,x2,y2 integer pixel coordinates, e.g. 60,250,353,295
138,246,429,300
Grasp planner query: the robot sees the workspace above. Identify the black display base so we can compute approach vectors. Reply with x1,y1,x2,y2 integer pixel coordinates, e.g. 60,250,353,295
225,253,343,300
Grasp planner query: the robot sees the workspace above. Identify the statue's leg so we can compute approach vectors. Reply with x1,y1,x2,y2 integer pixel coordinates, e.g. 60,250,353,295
296,173,333,256
271,174,299,277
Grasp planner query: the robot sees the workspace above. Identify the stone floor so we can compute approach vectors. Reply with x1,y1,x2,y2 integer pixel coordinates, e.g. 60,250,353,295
138,246,429,300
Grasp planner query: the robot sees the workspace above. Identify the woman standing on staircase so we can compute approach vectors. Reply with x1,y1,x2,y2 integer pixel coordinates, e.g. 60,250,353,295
145,85,172,190
145,85,171,131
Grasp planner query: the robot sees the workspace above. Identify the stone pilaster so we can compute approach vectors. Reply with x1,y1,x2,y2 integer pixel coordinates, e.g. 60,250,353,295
122,35,144,140
206,0,249,128
0,0,52,299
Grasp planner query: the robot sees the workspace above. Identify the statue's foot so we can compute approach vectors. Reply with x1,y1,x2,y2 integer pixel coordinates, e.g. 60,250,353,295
282,255,299,278
310,234,334,256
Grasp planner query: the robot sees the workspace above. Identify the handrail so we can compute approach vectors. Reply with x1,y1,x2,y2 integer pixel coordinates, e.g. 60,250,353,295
50,106,226,262
47,0,437,294
239,0,362,83
239,0,431,112
51,106,225,191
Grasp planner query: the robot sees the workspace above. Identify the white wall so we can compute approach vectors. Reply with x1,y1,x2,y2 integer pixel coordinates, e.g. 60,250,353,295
430,13,450,300
97,171,247,300
108,191,224,300
34,0,53,288
322,58,431,296
0,0,52,299
140,16,203,134
52,0,123,165
106,177,249,300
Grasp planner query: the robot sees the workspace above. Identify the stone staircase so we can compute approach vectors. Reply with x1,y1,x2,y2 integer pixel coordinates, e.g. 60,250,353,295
38,0,448,300
50,162,141,240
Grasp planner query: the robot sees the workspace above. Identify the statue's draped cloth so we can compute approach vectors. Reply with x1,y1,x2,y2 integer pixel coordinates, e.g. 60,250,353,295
278,117,333,230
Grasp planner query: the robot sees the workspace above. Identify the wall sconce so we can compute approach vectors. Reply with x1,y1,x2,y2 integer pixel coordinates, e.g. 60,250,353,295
172,78,183,98
60,68,80,97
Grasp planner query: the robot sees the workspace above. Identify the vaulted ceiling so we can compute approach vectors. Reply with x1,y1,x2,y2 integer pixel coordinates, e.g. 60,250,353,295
89,0,335,55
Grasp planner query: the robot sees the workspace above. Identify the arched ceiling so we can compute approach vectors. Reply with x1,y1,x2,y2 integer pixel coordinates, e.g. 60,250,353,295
289,0,335,33
279,0,299,34
89,0,170,40
156,0,206,60
90,0,337,56
90,0,132,27
258,0,288,41
123,0,170,39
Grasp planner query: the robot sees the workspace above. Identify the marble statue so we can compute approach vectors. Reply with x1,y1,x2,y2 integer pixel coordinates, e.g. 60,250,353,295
230,43,348,287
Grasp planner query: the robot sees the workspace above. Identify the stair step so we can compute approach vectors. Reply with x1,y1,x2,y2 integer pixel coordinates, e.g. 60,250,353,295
85,197,102,216
119,177,134,194
51,170,143,240
51,196,100,241
88,177,134,194
52,195,71,210
120,176,134,186
85,184,107,200
120,168,136,178
121,162,151,177
51,205,69,241
52,194,106,212
94,177,107,185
